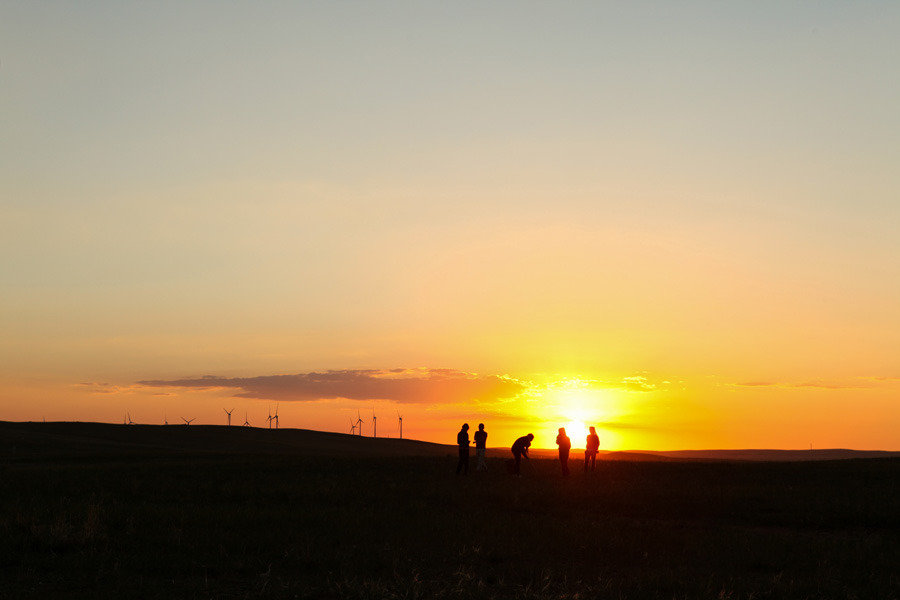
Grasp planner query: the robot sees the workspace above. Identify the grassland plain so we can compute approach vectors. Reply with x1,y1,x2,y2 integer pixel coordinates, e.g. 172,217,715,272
0,424,897,599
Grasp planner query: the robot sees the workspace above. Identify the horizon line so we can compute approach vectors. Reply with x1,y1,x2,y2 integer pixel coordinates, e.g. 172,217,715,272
4,420,899,454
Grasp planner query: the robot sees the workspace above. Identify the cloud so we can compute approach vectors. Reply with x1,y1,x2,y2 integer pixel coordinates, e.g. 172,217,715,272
595,420,658,431
138,368,526,404
794,381,870,390
619,375,658,392
524,374,669,396
75,382,138,395
731,380,874,390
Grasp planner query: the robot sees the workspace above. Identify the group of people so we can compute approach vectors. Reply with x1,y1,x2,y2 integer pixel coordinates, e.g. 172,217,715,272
455,423,601,476
554,426,601,476
455,423,490,474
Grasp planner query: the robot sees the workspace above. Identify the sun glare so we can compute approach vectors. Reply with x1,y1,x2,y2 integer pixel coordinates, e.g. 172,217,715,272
528,377,623,449
566,420,587,440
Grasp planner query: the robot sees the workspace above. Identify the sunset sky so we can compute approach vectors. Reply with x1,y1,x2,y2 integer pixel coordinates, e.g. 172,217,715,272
2,2,898,450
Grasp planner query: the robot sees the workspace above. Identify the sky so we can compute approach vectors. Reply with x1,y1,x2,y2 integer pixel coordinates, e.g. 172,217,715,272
1,2,898,450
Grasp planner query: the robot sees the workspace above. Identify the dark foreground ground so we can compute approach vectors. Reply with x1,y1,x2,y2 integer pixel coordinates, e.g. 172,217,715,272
0,426,897,599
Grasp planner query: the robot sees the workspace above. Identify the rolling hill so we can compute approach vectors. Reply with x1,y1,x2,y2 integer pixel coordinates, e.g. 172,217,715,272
1,421,896,462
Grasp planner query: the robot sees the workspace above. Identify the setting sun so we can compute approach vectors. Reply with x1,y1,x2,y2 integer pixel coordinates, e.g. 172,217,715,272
3,4,899,598
516,378,626,450
1,2,897,454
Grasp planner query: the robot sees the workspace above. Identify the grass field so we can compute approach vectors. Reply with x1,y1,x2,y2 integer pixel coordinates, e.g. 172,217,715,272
0,423,897,599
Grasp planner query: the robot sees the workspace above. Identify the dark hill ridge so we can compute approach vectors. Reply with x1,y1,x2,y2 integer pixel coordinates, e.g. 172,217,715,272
0,420,453,460
1,421,896,462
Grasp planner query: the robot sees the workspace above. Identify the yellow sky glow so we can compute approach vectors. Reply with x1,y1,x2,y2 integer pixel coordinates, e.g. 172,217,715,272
1,4,899,450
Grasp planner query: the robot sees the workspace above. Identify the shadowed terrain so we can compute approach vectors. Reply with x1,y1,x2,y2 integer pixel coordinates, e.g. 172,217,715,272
0,422,897,599
0,421,454,460
3,421,895,461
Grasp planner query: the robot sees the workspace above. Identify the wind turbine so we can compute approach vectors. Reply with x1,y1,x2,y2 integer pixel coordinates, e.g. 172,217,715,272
273,404,279,429
397,410,403,439
355,411,364,436
242,411,251,427
126,412,134,425
372,408,377,438
164,413,168,426
349,417,357,435
224,408,234,426
266,407,273,429
182,417,195,426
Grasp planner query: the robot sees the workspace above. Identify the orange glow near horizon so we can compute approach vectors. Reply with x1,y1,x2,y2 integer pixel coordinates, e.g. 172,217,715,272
1,371,899,451
519,378,626,450
2,3,900,458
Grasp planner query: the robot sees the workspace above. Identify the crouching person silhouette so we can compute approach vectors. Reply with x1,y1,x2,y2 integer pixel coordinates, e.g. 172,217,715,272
510,433,534,476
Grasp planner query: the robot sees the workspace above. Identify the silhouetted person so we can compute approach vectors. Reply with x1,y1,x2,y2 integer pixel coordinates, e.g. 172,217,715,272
511,433,534,476
474,423,488,471
556,427,571,476
456,423,470,475
585,426,599,471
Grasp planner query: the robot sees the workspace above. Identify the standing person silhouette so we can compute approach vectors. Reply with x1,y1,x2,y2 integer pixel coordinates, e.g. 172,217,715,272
556,427,571,476
456,423,470,475
585,426,600,472
474,423,488,471
511,433,534,476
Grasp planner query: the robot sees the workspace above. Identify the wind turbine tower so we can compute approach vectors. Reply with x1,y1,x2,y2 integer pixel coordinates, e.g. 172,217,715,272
355,411,364,436
397,411,403,439
372,408,377,438
349,418,357,435
224,408,234,426
274,404,279,429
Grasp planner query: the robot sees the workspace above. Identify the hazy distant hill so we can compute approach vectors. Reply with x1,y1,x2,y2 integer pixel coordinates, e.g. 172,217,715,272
1,421,896,462
633,448,900,461
530,447,899,461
